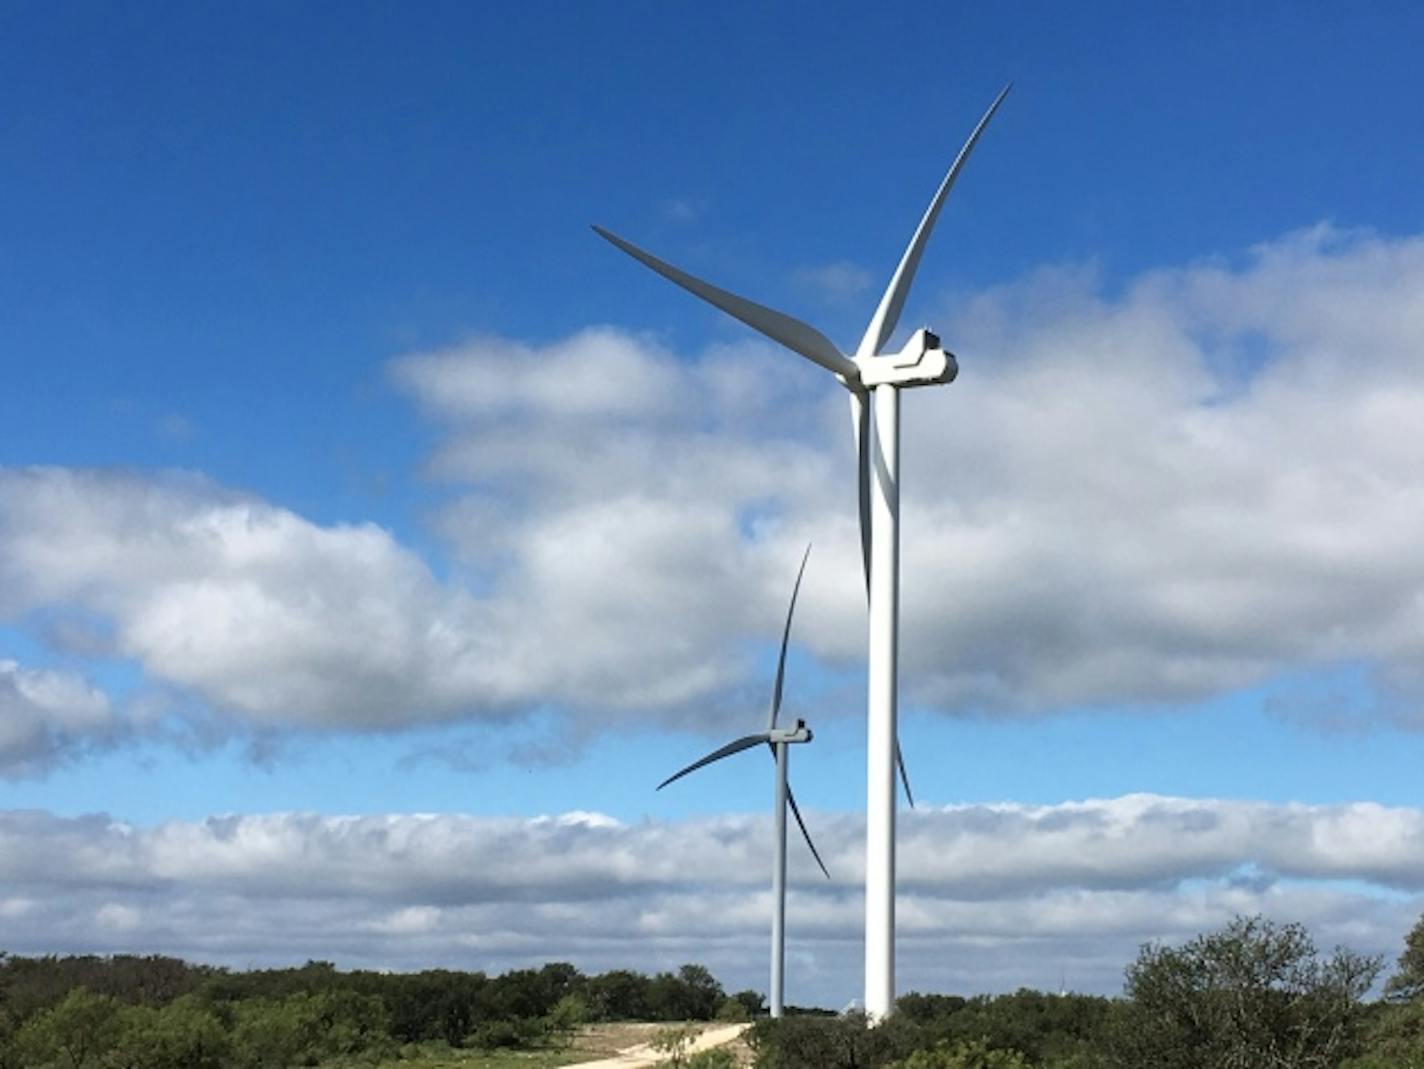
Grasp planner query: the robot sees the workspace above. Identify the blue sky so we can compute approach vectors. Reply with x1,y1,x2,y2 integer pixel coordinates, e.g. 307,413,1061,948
4,2,1424,1006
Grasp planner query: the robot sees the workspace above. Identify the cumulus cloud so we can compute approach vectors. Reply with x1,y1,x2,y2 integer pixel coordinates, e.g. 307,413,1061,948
891,226,1424,714
5,225,1424,743
0,658,123,777
395,225,1424,723
1,794,1420,1003
0,468,500,728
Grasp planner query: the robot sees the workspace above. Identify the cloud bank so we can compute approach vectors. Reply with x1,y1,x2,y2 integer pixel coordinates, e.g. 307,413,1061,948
1,794,1420,1004
4,225,1424,759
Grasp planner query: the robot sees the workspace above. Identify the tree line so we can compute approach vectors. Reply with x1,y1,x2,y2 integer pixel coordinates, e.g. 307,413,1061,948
0,955,757,1067
5,910,1424,1067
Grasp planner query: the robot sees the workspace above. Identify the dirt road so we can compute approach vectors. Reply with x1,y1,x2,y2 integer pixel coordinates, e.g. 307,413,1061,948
566,1022,750,1067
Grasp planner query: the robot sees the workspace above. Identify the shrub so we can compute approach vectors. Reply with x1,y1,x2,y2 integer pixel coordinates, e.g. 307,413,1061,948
546,992,590,1043
686,1047,739,1069
888,1037,1031,1069
750,1011,924,1069
469,1015,547,1050
654,1024,701,1067
717,996,751,1023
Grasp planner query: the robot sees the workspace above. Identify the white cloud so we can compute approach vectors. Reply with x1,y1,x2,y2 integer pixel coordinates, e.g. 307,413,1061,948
395,225,1424,723
0,794,1419,1004
95,902,142,932
5,226,1424,744
0,658,122,777
0,468,504,728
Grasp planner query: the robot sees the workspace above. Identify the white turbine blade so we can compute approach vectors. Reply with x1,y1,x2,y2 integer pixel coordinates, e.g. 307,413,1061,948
850,392,871,598
657,733,771,791
786,780,831,879
592,225,860,380
855,84,1012,358
760,742,829,879
896,741,914,808
767,543,813,732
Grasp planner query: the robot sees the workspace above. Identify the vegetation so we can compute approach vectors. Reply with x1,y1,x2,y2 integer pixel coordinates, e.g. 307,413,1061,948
6,911,1424,1067
0,955,736,1068
1386,915,1424,1004
749,913,1422,1069
1113,915,1381,1069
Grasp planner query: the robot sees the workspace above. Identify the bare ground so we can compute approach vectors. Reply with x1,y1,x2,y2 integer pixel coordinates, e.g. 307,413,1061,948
565,1022,751,1067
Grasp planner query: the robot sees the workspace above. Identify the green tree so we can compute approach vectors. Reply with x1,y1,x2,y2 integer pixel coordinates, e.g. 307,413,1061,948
895,994,969,1027
546,992,590,1046
676,965,725,1021
0,1011,17,1069
731,989,768,1019
1388,914,1424,1003
311,987,392,1059
1115,914,1381,1069
588,969,651,1020
896,989,1111,1065
14,988,123,1069
647,965,726,1021
228,996,311,1069
1343,999,1424,1068
379,968,485,1045
106,997,229,1069
227,989,389,1068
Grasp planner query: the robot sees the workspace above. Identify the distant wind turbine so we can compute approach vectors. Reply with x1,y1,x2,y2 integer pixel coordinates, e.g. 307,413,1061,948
656,544,827,1019
600,85,1012,1018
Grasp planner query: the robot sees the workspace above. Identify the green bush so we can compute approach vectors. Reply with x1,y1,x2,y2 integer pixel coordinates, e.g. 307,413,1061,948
653,1023,701,1067
468,1015,547,1050
716,996,751,1023
888,1037,1031,1069
686,1047,739,1069
750,1011,925,1069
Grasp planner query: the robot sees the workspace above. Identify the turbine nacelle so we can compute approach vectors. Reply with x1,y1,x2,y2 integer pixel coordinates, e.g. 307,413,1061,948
768,719,812,745
852,328,958,389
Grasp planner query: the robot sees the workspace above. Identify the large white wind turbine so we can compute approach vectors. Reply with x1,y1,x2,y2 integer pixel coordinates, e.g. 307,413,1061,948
656,545,828,1019
598,85,1011,1018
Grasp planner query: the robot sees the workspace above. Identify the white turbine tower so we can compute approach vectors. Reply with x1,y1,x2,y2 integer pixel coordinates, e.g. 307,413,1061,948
598,85,1011,1019
656,545,828,1018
